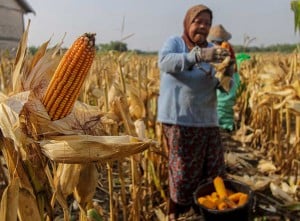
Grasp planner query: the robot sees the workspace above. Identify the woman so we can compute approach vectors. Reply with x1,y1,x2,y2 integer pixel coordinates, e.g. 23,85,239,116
157,4,229,220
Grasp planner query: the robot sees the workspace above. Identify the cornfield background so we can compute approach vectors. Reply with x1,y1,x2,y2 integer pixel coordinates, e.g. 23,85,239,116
0,25,300,221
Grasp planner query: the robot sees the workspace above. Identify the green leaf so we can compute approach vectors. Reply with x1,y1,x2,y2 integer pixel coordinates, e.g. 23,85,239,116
291,0,300,34
87,208,103,221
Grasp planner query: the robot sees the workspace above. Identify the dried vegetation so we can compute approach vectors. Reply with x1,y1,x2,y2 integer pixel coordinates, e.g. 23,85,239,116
0,24,300,221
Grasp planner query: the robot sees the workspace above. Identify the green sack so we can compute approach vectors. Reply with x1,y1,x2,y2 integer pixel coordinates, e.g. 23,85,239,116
236,53,251,70
217,73,240,131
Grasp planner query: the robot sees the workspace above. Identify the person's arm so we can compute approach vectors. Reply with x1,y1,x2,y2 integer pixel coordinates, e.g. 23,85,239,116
159,37,230,74
158,36,196,74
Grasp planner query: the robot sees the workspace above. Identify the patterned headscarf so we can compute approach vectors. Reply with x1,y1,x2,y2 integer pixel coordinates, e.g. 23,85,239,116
182,4,213,50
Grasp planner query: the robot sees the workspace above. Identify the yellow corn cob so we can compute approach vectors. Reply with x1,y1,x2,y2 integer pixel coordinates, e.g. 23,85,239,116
217,201,227,210
42,33,96,120
237,193,248,206
197,197,216,209
228,192,244,203
213,176,228,200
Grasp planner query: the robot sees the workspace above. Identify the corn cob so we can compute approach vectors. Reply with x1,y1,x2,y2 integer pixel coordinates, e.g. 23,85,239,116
228,192,244,203
197,197,216,209
213,176,228,200
237,193,248,206
217,201,227,210
42,33,96,120
209,192,220,204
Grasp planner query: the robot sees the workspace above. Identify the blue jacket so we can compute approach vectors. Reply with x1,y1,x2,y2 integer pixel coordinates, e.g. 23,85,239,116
157,35,220,127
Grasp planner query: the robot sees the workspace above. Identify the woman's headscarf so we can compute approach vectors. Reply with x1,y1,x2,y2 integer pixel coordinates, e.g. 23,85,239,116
182,4,213,50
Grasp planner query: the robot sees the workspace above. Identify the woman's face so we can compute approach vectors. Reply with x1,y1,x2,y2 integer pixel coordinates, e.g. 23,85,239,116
188,11,212,45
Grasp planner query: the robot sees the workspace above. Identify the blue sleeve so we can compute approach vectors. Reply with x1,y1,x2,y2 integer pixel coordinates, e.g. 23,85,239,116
158,36,197,74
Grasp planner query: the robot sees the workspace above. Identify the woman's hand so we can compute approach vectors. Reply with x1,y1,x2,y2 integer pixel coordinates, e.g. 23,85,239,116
192,46,229,63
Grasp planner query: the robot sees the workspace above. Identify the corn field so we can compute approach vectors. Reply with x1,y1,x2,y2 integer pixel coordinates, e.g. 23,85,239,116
0,25,300,221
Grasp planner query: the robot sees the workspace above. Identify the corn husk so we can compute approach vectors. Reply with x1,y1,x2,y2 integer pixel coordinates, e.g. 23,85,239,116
287,100,300,113
73,163,98,214
54,164,81,198
270,182,295,203
0,178,19,221
12,21,30,94
0,90,115,145
127,86,146,120
18,188,41,221
0,92,7,101
40,135,154,163
211,56,233,93
257,160,277,173
134,119,146,139
0,91,31,148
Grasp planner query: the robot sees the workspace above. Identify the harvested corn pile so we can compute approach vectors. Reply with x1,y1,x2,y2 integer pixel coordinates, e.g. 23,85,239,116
197,176,249,211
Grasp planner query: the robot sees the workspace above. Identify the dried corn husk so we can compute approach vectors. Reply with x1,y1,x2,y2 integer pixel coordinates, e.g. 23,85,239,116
225,152,253,169
127,86,146,120
211,56,233,92
54,164,82,198
270,182,295,203
287,100,300,113
0,178,19,221
134,119,146,139
0,91,32,148
0,92,7,101
73,163,98,217
0,91,111,144
107,82,124,118
40,135,154,163
257,160,277,173
17,188,41,221
228,174,274,191
12,21,30,94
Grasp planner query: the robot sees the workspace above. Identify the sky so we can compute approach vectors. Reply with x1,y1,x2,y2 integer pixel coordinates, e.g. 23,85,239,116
24,0,300,51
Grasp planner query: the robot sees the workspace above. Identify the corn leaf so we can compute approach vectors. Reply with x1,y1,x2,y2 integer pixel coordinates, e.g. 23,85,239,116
291,0,300,34
0,178,19,221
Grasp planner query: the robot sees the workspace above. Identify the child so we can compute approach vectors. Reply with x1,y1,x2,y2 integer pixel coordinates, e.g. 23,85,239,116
208,24,238,132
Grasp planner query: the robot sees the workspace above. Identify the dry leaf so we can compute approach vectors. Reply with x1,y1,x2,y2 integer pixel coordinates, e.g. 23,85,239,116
270,182,294,203
257,160,277,173
0,178,19,221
